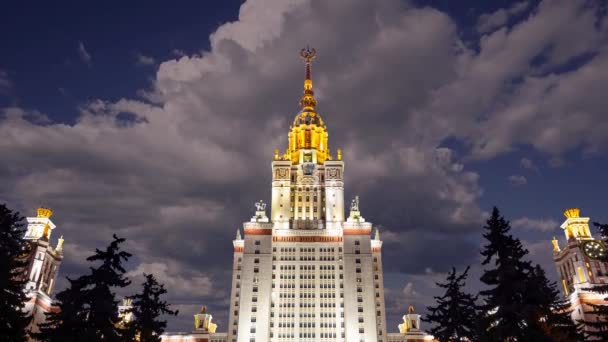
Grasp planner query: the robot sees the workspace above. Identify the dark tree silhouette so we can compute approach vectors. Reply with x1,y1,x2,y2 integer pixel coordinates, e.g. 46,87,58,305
0,204,31,342
424,266,479,341
125,274,178,342
479,207,533,340
35,234,132,342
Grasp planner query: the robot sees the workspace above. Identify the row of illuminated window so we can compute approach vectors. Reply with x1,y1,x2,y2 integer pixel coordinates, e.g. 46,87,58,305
273,247,344,253
276,256,339,261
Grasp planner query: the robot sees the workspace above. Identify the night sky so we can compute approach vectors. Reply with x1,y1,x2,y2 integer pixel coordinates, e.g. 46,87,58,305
1,0,607,333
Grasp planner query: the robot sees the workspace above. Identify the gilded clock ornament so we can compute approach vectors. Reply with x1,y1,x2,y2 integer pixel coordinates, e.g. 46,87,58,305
582,240,606,260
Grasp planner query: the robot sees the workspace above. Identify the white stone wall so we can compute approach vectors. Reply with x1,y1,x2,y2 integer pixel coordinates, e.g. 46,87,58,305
324,161,344,229
271,160,291,229
227,242,243,342
373,244,388,341
235,231,273,342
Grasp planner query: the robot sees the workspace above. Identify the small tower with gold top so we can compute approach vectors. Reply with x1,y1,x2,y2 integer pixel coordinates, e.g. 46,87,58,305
397,306,436,341
552,208,608,330
22,207,65,337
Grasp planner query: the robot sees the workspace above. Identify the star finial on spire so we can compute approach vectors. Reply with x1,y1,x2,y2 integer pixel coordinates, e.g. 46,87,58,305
299,45,317,64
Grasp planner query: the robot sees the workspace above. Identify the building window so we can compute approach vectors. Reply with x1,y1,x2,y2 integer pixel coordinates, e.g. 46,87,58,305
255,240,260,245
254,258,259,264
355,240,360,245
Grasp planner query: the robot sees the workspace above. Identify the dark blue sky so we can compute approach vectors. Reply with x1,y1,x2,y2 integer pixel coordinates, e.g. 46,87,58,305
0,1,242,121
1,0,607,333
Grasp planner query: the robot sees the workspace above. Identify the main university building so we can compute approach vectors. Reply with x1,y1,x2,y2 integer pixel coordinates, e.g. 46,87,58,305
158,48,437,342
19,48,608,341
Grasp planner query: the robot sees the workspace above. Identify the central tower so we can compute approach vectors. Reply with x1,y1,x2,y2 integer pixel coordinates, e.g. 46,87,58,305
271,47,344,230
226,48,387,342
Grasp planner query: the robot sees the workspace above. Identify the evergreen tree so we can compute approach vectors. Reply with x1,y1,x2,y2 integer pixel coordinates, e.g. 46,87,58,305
581,222,608,339
0,204,31,342
479,207,533,340
424,266,479,341
479,207,584,341
35,234,132,342
125,274,178,342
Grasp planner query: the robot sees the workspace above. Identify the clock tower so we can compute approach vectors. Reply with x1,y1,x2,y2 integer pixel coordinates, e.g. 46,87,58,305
552,208,608,328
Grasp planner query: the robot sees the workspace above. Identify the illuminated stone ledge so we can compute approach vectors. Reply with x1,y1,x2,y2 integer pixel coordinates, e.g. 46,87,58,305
160,332,227,342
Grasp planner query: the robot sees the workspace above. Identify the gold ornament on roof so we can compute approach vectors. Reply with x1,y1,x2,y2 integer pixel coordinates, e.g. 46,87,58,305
201,305,207,314
408,306,415,314
37,207,53,218
552,237,560,252
564,208,580,218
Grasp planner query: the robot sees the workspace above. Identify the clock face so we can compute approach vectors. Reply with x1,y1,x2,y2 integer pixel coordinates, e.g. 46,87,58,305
583,240,606,260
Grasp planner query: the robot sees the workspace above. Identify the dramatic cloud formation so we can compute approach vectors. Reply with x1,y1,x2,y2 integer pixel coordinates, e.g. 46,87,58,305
1,0,606,331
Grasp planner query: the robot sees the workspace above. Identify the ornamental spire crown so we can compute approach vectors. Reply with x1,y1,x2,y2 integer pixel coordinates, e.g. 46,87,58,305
299,46,317,112
278,47,333,165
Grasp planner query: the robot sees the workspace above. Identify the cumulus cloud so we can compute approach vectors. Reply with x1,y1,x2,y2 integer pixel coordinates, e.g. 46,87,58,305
426,0,608,160
78,41,92,65
509,175,528,186
136,53,156,66
512,217,559,232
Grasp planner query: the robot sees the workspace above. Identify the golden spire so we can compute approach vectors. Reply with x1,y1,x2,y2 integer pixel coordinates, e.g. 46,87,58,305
299,46,318,113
